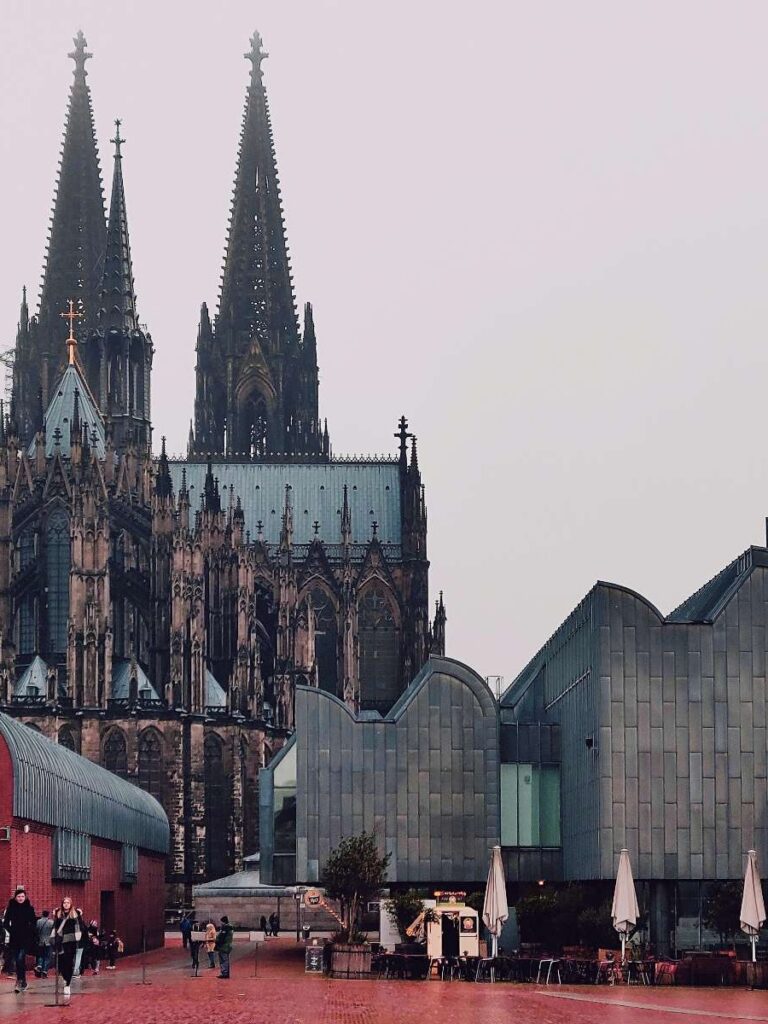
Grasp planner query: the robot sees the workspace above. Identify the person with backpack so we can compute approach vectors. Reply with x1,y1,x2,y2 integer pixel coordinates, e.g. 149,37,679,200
3,886,37,993
105,930,123,969
214,916,233,979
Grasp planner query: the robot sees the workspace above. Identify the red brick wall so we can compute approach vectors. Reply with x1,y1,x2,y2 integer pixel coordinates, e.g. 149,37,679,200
0,735,165,952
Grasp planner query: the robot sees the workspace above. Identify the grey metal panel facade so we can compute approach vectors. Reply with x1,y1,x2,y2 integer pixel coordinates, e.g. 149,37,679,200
169,461,401,548
0,713,169,853
502,546,768,882
295,657,499,885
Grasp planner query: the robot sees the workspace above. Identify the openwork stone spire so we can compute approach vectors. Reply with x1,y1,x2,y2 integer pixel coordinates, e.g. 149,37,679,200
217,30,297,349
190,32,328,461
99,120,138,331
12,30,106,445
39,30,106,340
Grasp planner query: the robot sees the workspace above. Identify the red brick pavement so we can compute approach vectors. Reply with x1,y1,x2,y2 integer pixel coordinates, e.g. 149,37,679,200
1,940,766,1023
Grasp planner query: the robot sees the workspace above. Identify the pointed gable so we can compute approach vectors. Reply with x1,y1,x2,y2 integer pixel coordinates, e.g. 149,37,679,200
30,363,106,459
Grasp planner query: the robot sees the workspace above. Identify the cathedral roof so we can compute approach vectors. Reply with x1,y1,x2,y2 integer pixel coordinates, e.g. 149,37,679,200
29,362,106,459
170,461,401,549
205,670,227,708
112,659,161,702
14,656,48,698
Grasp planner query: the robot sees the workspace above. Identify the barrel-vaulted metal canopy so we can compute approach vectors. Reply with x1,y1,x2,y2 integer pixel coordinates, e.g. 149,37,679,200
0,714,169,854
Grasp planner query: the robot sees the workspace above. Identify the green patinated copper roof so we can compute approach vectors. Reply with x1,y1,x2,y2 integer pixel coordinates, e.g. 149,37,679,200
170,461,401,548
27,363,106,459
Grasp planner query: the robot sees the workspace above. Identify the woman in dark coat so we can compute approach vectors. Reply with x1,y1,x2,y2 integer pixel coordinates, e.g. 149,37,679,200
53,896,83,998
3,886,37,993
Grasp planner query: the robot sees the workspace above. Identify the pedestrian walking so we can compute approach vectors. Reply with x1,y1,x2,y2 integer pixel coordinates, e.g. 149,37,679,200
53,896,83,998
269,911,280,938
260,914,268,939
105,930,122,969
73,907,86,977
180,913,192,949
215,916,233,979
34,909,54,977
85,919,102,974
3,885,37,993
205,921,217,968
188,919,200,972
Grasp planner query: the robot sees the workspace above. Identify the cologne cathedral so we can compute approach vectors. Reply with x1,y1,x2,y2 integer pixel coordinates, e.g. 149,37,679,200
3,31,445,904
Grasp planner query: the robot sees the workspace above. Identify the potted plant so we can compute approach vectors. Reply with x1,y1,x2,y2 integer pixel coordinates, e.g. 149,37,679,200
321,832,390,977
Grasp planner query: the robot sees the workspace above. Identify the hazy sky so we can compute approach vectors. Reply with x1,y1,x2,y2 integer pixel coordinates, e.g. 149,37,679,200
3,1,768,688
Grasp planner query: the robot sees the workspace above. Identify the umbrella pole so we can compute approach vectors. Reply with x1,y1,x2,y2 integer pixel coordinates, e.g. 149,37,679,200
621,934,626,964
753,936,757,963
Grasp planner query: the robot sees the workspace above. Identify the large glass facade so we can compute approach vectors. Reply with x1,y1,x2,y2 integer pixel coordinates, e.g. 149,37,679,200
272,742,296,884
501,763,561,847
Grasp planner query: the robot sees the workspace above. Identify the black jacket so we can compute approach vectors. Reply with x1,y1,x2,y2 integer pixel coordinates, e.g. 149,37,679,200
4,898,37,950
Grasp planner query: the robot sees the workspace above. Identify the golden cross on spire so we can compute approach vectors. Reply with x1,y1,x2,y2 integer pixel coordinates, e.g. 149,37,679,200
60,299,83,364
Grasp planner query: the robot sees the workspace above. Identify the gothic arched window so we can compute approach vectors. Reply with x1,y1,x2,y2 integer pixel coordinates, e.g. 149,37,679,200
204,733,230,879
238,392,268,457
358,583,400,711
46,511,70,656
18,596,35,655
137,729,164,806
58,726,78,753
301,587,338,695
103,728,128,779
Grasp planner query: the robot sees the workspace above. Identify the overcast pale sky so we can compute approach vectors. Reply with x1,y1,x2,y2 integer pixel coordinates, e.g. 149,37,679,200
2,0,768,688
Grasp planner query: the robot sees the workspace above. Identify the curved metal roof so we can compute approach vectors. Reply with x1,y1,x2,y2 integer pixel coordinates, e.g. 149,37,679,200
0,714,168,854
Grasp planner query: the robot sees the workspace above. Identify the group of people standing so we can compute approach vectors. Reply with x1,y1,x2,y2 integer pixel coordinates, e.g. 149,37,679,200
180,914,233,979
3,886,122,997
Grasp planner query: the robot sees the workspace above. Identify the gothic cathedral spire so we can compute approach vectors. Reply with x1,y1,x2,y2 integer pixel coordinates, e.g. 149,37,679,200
83,119,153,452
190,31,327,461
12,30,107,445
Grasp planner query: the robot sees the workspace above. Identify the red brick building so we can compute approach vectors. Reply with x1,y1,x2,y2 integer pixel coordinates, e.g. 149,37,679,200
0,713,168,951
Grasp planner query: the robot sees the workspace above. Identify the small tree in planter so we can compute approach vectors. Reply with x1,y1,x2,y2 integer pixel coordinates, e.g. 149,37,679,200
322,831,391,943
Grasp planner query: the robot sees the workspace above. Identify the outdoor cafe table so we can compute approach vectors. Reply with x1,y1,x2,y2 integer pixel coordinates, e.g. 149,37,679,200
377,953,430,980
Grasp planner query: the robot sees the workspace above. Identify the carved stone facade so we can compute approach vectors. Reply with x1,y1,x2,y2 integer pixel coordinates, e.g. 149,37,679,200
3,31,446,904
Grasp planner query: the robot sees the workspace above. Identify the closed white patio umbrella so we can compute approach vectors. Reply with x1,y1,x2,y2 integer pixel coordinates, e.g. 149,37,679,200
482,845,508,960
740,849,766,963
612,848,639,964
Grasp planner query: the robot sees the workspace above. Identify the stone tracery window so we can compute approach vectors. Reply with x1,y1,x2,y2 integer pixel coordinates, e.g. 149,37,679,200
204,733,230,879
358,583,400,711
46,510,70,656
103,728,128,779
301,586,338,695
137,729,164,806
58,726,78,753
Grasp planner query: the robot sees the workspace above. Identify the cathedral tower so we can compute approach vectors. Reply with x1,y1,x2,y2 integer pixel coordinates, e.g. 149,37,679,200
12,31,106,444
191,32,327,460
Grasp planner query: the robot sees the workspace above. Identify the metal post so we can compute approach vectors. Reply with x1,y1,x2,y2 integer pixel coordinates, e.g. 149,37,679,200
46,945,62,1009
141,925,150,985
253,939,258,978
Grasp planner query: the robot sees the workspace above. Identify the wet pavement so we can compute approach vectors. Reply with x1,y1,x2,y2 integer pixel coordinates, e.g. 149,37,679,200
0,939,765,1023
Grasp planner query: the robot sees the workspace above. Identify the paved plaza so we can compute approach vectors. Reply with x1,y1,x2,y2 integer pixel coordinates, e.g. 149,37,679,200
0,939,763,1024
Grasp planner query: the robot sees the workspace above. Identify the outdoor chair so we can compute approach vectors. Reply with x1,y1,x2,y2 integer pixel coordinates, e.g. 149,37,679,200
536,957,561,984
